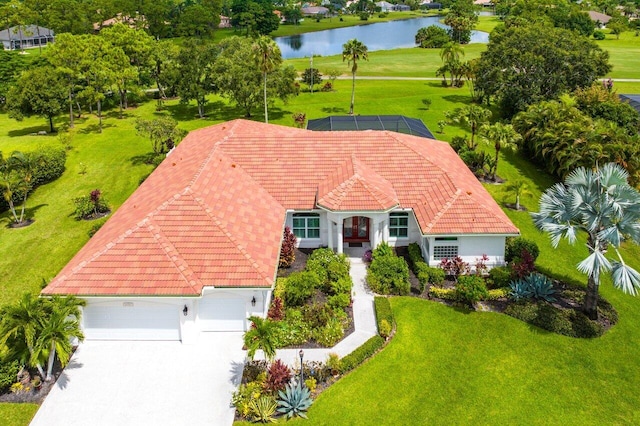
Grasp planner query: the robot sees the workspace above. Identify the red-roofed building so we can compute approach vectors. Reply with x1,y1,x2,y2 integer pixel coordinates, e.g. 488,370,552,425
43,119,518,342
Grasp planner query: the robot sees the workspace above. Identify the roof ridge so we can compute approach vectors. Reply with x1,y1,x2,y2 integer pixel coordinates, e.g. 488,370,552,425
425,189,461,233
145,215,203,294
188,188,273,285
351,156,398,207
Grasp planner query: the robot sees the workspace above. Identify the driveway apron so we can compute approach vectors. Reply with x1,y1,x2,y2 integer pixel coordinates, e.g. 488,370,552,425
30,333,245,426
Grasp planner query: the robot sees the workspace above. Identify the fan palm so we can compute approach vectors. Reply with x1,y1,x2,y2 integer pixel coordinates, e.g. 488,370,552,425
532,163,640,319
244,316,278,361
342,39,368,115
252,36,282,124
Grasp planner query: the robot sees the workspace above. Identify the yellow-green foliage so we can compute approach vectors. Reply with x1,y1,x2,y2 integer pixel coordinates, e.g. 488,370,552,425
429,287,456,300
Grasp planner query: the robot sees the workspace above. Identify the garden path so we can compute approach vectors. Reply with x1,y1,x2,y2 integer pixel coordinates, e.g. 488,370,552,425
261,247,378,368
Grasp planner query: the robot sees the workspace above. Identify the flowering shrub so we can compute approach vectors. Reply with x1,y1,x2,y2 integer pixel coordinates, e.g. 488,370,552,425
439,256,470,279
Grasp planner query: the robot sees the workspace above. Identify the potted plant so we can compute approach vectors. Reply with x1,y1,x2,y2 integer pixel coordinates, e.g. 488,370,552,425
31,376,42,391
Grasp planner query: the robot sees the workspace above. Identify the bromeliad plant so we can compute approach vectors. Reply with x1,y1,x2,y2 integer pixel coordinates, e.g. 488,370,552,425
277,383,313,419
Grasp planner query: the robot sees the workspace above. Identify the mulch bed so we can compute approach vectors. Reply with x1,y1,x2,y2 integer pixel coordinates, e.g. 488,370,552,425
8,218,35,228
81,210,111,221
0,352,71,404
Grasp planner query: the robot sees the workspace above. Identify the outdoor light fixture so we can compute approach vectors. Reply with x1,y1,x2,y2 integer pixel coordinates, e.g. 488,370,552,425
183,305,188,316
299,349,304,386
251,296,256,307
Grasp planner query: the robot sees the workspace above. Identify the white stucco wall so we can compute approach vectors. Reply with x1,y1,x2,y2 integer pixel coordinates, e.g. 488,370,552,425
425,235,507,268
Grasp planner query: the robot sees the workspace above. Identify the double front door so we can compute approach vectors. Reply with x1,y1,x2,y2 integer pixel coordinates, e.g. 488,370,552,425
343,216,369,243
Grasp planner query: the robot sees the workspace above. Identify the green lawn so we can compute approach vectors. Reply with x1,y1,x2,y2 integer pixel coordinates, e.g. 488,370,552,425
2,44,640,424
271,11,436,37
596,31,640,80
0,403,39,426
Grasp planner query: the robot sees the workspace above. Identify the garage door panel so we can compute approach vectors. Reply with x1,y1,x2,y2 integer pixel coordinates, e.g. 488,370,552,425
84,304,180,341
198,299,246,332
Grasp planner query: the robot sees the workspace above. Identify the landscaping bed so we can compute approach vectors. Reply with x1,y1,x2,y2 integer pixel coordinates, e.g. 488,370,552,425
387,240,617,339
0,355,69,404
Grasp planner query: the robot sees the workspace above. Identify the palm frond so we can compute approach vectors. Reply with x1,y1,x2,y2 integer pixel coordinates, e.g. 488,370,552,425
611,261,640,296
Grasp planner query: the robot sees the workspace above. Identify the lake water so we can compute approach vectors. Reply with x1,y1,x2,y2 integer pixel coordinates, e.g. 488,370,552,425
275,16,489,59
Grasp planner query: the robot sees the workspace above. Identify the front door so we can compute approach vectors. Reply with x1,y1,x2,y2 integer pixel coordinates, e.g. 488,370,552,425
343,216,369,243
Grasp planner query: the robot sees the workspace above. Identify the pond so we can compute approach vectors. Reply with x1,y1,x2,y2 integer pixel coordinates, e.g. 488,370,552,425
275,16,489,59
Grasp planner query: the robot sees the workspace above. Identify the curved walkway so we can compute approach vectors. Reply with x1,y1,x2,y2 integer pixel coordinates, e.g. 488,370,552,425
256,248,379,367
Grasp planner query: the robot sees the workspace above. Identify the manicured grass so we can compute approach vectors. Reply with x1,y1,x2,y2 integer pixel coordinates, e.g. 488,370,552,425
271,11,436,37
285,44,486,77
0,403,39,426
475,15,502,33
596,31,640,79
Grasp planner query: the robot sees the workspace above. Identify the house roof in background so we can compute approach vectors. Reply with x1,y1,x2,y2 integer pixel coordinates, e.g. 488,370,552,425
619,94,640,115
588,11,611,23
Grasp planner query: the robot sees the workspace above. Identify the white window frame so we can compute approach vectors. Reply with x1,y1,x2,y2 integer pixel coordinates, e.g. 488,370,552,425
389,212,409,238
292,213,320,239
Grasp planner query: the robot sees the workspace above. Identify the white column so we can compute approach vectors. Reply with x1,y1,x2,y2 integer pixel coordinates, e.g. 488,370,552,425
371,220,378,249
327,217,333,252
381,219,388,244
337,219,343,254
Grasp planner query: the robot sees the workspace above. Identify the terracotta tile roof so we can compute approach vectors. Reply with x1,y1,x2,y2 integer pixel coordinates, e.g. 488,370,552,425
43,119,518,297
317,155,399,211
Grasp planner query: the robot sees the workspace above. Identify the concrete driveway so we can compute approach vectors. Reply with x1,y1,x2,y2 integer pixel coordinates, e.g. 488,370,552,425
30,333,245,426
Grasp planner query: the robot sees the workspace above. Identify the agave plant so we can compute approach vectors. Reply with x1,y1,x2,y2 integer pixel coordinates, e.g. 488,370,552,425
525,273,557,302
509,279,532,301
249,395,277,423
277,383,313,419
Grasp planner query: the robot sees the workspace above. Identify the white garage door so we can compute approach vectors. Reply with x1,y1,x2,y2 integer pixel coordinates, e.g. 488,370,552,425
198,298,246,331
83,302,181,341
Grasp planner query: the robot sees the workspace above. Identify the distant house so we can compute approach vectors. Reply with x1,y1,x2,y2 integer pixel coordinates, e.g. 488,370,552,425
377,1,395,12
393,4,411,11
219,15,231,28
474,0,494,7
301,6,329,17
588,11,612,27
93,13,144,31
0,25,54,50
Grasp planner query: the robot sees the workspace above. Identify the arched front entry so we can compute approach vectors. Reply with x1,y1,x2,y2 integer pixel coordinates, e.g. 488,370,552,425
343,216,370,243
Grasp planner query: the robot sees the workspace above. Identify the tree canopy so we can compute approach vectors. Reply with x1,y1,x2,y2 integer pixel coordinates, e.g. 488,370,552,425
475,24,611,117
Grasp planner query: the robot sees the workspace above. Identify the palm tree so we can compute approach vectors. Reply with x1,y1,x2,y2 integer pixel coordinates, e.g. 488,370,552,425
448,105,491,149
33,296,85,381
0,152,24,224
342,39,368,115
532,163,640,320
439,42,464,87
244,316,279,361
0,293,47,378
481,122,522,180
252,36,282,124
504,180,531,211
8,151,41,223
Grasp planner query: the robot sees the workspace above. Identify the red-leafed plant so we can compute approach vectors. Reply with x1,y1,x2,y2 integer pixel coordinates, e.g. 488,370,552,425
279,226,297,268
474,254,489,275
267,297,285,321
265,359,291,393
511,249,536,278
439,256,470,280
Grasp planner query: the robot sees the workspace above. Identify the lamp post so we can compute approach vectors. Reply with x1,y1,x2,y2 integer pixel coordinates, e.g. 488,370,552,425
299,349,304,387
310,55,314,94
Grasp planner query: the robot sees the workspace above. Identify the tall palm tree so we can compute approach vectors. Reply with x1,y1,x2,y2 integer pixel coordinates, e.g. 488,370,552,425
0,293,47,378
342,39,368,115
481,122,522,180
532,163,640,320
252,36,282,124
244,316,278,361
34,296,85,381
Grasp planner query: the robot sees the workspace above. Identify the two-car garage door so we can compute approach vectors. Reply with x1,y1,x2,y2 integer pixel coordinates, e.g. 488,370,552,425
83,302,181,341
82,297,248,341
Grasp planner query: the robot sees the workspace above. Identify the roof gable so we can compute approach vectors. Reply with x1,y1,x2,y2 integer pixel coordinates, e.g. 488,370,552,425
317,155,399,211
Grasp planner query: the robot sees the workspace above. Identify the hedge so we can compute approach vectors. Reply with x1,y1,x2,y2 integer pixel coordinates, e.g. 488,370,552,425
339,335,385,374
429,286,456,300
504,301,606,338
367,252,410,295
0,147,67,212
374,296,394,335
407,243,444,291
